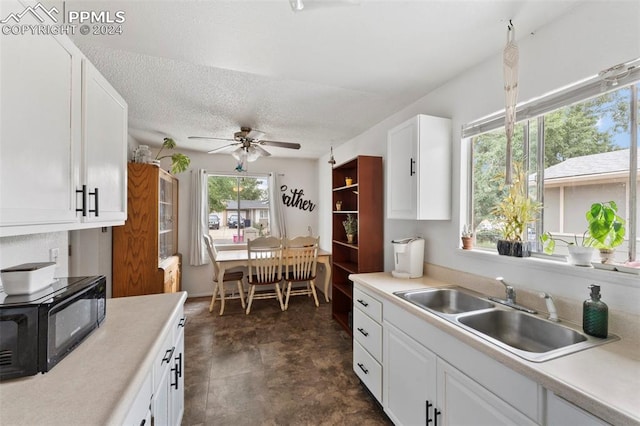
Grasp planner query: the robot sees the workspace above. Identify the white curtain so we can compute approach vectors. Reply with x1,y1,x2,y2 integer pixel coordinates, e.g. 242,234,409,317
189,169,208,266
268,172,287,238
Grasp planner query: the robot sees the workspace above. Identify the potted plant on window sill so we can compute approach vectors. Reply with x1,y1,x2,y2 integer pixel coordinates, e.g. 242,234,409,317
461,224,474,250
585,201,626,264
491,162,541,257
342,213,357,244
540,231,596,266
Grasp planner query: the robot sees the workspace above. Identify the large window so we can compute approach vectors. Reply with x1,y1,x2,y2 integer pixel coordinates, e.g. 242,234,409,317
469,78,639,263
207,174,270,242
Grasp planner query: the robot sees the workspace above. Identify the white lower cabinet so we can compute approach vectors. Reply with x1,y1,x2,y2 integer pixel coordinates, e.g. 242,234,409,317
353,286,384,403
383,322,437,426
383,320,538,426
153,308,185,426
436,358,537,426
546,392,607,426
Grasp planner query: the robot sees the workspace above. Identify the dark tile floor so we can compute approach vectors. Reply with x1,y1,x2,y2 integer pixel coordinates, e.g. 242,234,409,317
182,294,392,426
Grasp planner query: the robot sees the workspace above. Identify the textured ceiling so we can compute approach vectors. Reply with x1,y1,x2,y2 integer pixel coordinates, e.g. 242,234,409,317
55,0,579,159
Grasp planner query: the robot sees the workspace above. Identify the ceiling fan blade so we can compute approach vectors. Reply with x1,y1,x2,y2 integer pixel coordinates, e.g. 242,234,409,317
188,136,236,142
260,140,301,150
245,129,265,140
207,143,238,154
253,145,271,157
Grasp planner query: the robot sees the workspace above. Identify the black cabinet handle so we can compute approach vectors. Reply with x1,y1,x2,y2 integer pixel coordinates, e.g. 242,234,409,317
162,346,175,365
426,401,433,424
176,351,183,378
434,408,441,426
357,362,368,374
89,187,99,216
170,365,179,389
410,158,416,176
76,185,87,216
357,327,369,337
178,317,186,328
357,299,368,307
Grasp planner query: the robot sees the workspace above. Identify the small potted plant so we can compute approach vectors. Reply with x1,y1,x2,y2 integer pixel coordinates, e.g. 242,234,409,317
540,231,596,266
461,224,474,250
585,201,626,264
345,177,353,186
342,213,357,244
491,162,542,257
155,137,191,174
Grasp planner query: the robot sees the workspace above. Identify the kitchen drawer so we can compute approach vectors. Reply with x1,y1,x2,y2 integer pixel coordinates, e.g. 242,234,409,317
353,307,382,361
353,341,382,403
353,287,382,323
153,328,175,390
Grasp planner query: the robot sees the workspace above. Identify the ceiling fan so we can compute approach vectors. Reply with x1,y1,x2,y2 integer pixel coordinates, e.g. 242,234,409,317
188,127,300,162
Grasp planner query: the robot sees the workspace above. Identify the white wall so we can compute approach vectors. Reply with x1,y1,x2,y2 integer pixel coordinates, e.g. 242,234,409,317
0,232,70,288
319,1,640,314
166,149,320,297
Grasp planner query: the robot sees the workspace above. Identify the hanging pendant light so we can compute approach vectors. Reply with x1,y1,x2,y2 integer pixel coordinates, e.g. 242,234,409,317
503,20,519,185
328,146,336,166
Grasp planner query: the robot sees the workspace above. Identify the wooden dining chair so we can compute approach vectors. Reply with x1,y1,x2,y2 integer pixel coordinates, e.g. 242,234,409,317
245,236,285,314
203,234,245,315
283,236,320,310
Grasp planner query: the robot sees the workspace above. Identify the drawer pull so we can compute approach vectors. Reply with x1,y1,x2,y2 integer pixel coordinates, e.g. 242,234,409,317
426,400,432,424
357,362,368,374
356,299,369,307
357,327,369,337
178,317,186,328
162,346,175,365
434,408,441,426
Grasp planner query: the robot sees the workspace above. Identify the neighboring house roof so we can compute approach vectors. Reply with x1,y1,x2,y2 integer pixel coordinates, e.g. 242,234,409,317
543,149,636,180
226,200,268,210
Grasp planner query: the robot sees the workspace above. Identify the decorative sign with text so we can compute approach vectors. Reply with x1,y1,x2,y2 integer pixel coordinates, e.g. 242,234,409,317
281,185,316,212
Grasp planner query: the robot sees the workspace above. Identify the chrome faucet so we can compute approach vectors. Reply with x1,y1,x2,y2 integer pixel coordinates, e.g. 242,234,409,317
497,276,516,305
539,292,559,322
489,277,537,314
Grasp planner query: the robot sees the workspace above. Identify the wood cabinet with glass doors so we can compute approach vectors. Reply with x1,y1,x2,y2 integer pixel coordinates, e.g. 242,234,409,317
112,163,181,297
331,156,384,336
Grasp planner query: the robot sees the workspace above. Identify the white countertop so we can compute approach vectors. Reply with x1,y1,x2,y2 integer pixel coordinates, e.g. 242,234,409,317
0,291,187,426
351,272,640,426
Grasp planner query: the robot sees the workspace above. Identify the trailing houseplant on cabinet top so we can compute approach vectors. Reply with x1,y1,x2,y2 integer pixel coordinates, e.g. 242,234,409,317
155,137,191,174
491,162,541,257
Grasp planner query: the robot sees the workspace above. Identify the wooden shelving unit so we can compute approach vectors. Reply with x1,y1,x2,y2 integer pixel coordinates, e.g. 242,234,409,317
112,163,181,297
331,156,384,336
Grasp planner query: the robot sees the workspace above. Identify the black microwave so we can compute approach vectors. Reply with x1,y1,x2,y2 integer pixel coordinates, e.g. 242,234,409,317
0,275,106,381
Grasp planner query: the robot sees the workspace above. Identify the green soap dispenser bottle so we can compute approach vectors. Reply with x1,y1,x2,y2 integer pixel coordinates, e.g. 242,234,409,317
583,284,608,338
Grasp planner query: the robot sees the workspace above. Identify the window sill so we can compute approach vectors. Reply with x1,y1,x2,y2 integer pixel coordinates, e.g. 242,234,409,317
456,248,639,289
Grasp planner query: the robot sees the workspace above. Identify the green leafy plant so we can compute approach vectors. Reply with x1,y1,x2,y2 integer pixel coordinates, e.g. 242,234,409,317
491,162,542,242
585,201,625,249
342,214,358,235
155,137,191,174
539,231,592,255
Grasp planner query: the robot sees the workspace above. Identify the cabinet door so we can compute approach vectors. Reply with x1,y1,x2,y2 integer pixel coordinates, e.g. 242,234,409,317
547,392,607,426
386,117,417,219
436,358,537,426
383,322,437,426
152,360,171,426
0,0,81,232
81,59,127,223
169,331,185,426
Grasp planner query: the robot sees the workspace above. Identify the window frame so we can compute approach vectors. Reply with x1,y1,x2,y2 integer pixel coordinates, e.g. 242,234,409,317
465,69,639,263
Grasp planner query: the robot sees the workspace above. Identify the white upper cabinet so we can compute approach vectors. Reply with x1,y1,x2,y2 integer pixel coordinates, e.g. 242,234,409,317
0,0,127,236
0,0,82,231
81,59,127,224
386,114,452,220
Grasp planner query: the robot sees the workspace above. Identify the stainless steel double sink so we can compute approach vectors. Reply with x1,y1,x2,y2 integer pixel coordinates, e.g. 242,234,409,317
394,287,618,362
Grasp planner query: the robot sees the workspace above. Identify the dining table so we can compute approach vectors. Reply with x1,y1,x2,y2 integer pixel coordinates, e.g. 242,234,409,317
213,246,332,315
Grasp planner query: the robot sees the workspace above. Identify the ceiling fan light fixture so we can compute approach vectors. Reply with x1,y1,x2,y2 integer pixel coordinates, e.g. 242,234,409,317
290,0,304,12
246,146,260,162
231,146,244,161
